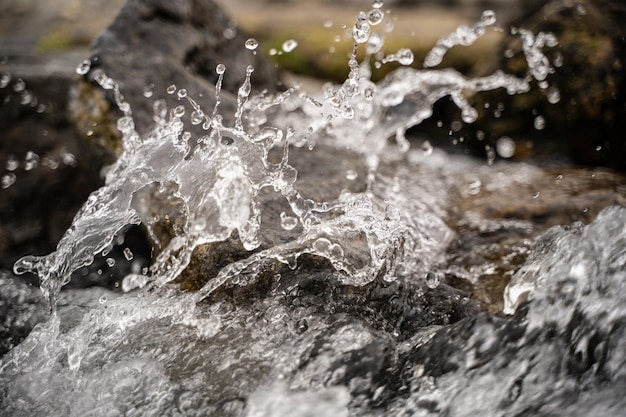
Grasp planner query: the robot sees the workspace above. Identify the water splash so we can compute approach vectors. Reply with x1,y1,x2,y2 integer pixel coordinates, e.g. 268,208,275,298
13,10,556,315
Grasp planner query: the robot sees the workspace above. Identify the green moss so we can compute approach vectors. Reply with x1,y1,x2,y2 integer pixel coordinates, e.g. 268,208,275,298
36,29,74,52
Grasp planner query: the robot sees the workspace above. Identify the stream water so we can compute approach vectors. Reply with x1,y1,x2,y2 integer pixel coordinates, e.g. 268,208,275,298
1,1,625,416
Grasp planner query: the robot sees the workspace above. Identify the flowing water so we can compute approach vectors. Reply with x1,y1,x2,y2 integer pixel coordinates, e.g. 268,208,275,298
1,1,625,416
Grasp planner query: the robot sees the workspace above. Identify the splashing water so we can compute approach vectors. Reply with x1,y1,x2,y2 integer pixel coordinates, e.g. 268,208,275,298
12,8,558,314
4,3,624,417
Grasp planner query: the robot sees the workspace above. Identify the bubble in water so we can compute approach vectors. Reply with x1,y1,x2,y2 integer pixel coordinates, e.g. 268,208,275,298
216,63,226,75
496,136,516,158
426,271,442,289
481,10,496,26
282,39,298,52
245,38,259,50
166,84,176,94
280,212,299,230
106,258,116,268
177,89,188,99
368,9,384,26
1,173,16,189
99,295,108,304
75,59,91,75
123,248,134,261
534,115,546,130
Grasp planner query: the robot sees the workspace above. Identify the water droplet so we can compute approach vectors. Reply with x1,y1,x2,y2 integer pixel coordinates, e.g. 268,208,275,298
123,248,134,261
13,78,25,93
143,83,154,98
245,38,259,50
177,89,187,99
534,115,545,130
481,10,496,26
555,174,563,182
533,192,541,199
421,140,433,156
216,63,226,75
0,73,10,88
323,19,333,28
24,151,39,171
282,39,298,52
166,84,176,94
368,9,384,26
372,0,384,9
496,136,516,158
223,27,236,40
153,99,167,119
75,59,91,75
547,87,561,104
191,110,205,125
6,155,18,171
1,173,16,189
353,12,371,44
346,169,358,180
173,105,185,118
62,153,77,167
426,272,442,289
269,48,277,56
106,258,116,268
99,295,108,304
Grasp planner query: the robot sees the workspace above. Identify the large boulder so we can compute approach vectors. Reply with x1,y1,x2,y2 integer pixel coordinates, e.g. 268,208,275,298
75,0,282,159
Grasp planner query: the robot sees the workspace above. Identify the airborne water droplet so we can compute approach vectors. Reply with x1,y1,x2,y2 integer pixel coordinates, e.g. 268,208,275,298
106,258,116,268
282,39,298,52
534,115,546,130
177,89,187,99
75,59,91,75
245,38,259,50
280,212,298,230
123,248,134,261
216,63,226,75
1,173,16,189
496,136,516,158
368,9,384,26
166,84,176,94
421,140,433,156
481,10,496,26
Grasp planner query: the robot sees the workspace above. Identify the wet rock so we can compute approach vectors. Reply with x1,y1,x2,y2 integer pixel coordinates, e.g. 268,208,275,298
77,0,281,158
469,0,626,171
393,206,626,417
0,59,105,268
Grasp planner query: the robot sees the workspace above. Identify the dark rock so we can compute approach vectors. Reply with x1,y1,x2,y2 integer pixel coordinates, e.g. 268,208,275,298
0,58,105,268
467,0,626,171
78,0,282,157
